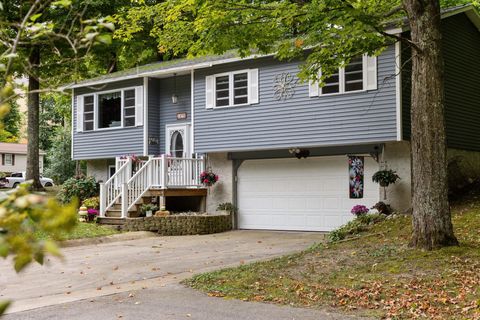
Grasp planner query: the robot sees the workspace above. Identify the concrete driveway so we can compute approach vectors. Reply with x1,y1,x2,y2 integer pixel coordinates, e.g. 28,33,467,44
0,230,351,319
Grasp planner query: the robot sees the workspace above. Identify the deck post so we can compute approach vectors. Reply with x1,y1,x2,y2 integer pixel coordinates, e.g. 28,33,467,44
99,182,106,217
147,159,152,188
161,154,168,188
126,157,132,180
121,183,128,218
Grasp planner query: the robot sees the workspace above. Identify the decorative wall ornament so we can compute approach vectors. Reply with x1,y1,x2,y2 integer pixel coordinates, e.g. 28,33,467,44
273,73,298,101
348,156,364,199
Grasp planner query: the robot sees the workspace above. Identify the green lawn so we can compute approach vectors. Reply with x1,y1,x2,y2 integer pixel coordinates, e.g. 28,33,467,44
35,222,120,241
186,201,480,319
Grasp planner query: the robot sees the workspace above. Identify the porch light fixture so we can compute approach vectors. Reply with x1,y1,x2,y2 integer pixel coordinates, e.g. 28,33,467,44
172,73,178,104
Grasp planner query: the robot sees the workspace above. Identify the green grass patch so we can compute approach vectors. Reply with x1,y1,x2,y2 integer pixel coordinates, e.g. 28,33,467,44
186,205,480,319
35,222,120,241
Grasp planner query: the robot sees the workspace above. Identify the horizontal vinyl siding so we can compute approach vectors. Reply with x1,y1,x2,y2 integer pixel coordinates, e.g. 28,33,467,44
147,79,161,155
402,14,480,151
194,45,397,153
72,78,144,160
147,75,191,155
160,76,191,154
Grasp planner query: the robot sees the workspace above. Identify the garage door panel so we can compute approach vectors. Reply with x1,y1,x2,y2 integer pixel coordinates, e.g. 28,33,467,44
238,156,379,231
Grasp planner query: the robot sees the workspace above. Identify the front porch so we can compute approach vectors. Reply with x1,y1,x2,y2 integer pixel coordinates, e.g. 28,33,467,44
99,155,207,219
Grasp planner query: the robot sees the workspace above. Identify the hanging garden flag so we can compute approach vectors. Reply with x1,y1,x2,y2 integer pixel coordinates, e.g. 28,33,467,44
348,156,364,199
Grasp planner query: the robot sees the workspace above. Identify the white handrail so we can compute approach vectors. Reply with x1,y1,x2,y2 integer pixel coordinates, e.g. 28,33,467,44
124,158,154,215
100,158,131,217
117,156,206,217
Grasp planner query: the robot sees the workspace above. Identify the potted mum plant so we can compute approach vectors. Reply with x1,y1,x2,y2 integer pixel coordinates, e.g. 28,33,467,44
372,169,400,200
351,204,369,217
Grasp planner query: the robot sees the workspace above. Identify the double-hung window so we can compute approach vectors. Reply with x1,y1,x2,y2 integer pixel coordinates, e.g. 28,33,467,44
83,95,95,131
205,69,259,109
309,55,377,97
4,153,13,166
77,86,143,132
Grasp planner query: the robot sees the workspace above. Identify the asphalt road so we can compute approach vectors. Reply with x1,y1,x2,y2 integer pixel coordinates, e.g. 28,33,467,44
1,230,365,320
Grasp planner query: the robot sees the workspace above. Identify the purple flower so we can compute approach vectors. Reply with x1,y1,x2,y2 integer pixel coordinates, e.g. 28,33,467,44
351,205,369,216
87,209,98,216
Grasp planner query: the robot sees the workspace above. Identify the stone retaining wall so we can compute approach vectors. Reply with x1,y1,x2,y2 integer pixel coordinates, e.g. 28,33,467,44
122,214,232,235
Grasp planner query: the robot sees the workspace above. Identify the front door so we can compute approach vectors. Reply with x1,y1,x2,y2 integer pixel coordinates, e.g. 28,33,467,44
166,124,190,158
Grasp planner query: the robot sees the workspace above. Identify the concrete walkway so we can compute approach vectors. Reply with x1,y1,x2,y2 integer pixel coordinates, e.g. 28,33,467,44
1,230,365,319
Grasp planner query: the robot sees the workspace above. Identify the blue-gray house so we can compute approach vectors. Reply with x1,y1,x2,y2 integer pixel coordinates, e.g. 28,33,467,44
66,5,480,231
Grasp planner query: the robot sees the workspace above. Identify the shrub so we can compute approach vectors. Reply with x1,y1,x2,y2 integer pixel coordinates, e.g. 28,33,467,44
216,202,237,213
58,176,98,204
82,196,99,209
328,213,386,242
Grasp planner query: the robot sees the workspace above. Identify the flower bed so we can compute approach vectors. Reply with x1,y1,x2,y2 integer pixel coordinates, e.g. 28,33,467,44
122,213,232,236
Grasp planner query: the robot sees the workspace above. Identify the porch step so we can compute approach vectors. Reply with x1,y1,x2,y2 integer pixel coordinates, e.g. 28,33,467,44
97,217,126,225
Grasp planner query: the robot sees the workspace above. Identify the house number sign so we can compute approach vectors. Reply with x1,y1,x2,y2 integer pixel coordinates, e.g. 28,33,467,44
176,112,187,120
273,72,298,101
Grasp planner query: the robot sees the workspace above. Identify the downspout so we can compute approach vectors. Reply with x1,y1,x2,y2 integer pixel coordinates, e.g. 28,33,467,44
143,77,149,156
191,69,195,156
232,159,244,230
71,88,74,160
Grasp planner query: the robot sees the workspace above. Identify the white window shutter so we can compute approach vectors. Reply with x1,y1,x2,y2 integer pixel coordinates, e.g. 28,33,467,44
205,75,214,109
135,86,144,126
248,69,259,104
364,55,377,90
309,70,321,97
76,95,83,132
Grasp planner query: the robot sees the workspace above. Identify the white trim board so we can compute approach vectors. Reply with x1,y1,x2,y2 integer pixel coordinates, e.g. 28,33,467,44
143,77,149,156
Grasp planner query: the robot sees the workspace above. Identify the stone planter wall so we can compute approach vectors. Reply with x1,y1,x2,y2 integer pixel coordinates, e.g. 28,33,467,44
122,214,232,236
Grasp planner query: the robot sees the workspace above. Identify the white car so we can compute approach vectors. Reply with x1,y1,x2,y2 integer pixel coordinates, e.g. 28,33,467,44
0,172,54,188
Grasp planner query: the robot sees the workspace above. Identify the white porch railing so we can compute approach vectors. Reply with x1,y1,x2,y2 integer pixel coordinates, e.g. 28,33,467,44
99,158,131,217
100,155,205,218
99,158,149,217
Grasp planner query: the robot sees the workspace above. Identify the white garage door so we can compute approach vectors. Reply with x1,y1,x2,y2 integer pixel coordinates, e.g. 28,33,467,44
237,156,379,231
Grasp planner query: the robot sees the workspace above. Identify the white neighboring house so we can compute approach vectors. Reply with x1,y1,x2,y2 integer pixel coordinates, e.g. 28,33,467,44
0,143,46,175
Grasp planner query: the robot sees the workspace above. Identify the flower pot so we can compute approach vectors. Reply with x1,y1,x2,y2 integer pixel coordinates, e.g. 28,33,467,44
146,210,153,218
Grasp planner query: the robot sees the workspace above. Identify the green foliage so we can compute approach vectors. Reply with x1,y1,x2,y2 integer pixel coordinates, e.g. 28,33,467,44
140,203,158,213
43,127,76,184
0,100,22,142
216,202,237,213
34,221,119,241
115,0,479,84
82,196,99,209
58,176,99,204
0,183,78,272
328,213,386,242
372,169,400,187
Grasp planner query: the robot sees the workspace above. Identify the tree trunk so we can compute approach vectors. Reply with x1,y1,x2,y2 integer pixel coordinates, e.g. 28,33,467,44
403,0,458,249
26,45,44,191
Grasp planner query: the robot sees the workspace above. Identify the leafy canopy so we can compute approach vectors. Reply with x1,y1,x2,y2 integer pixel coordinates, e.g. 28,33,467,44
115,0,479,82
